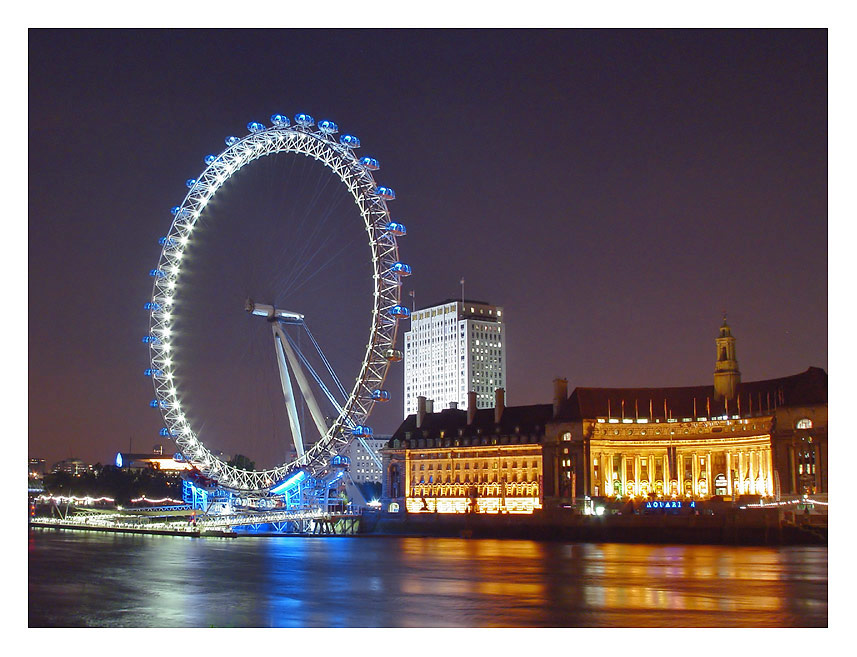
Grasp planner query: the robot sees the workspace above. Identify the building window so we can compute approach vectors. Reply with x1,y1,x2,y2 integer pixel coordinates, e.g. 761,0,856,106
796,418,813,429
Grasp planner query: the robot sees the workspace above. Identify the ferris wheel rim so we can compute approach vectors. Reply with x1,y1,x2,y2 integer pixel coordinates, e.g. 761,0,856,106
146,117,406,493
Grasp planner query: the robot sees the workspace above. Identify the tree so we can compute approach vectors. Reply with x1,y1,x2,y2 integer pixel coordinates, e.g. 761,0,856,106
227,454,255,471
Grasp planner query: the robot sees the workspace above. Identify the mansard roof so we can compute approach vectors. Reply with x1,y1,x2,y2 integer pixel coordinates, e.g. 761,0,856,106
557,367,827,422
389,403,554,445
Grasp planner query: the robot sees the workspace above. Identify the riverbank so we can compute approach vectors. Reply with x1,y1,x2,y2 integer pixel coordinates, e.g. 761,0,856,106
361,508,827,546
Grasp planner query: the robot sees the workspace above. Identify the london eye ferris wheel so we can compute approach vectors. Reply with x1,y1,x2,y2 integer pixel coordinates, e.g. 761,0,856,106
144,113,411,493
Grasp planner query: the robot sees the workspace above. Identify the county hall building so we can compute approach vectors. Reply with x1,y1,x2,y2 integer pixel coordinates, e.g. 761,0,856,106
381,318,827,514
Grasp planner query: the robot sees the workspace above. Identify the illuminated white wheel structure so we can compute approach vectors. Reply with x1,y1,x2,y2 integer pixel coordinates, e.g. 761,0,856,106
145,113,410,493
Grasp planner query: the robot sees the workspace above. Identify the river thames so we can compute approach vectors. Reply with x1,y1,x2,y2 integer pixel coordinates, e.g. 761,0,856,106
28,528,827,627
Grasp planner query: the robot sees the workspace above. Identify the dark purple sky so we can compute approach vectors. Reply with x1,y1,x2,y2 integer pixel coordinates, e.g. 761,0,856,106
29,29,827,468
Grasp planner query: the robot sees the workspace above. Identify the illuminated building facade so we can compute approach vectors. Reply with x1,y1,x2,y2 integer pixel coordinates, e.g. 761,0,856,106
114,451,192,472
383,319,827,514
383,390,546,514
403,299,506,418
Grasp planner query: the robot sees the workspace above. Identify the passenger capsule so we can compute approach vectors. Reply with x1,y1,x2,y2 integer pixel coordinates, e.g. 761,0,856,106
225,135,239,147
384,349,403,362
144,302,161,311
159,237,177,246
390,262,412,276
144,368,163,377
340,134,360,148
371,389,391,402
247,121,265,133
149,269,166,278
359,156,380,170
388,305,410,318
142,335,160,344
386,221,407,236
159,427,176,437
204,154,217,165
270,114,290,127
352,425,373,438
185,178,197,189
375,186,396,200
170,206,181,215
318,119,338,134
294,113,315,127
331,454,350,467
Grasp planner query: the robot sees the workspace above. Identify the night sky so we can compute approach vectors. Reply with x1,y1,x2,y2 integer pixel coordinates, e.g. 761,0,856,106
28,28,828,469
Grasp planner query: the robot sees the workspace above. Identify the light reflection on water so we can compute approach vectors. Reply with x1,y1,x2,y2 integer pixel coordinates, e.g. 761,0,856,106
28,529,827,627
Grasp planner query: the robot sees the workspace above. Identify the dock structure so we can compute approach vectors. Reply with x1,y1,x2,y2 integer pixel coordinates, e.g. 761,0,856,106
29,508,365,537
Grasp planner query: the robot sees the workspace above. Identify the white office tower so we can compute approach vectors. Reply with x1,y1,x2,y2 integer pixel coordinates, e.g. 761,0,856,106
345,435,389,484
404,299,506,418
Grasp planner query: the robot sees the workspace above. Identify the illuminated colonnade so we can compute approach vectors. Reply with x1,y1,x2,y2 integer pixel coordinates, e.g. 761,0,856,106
588,418,774,500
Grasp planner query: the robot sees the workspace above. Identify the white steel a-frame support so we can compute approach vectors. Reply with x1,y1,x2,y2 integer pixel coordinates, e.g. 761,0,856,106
271,321,330,461
273,327,305,460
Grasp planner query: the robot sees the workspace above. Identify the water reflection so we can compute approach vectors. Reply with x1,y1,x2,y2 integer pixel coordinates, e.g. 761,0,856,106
28,530,827,627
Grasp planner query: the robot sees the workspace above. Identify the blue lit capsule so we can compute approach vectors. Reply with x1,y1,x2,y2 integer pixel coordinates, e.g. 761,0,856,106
247,121,265,133
359,156,379,170
388,305,410,319
185,178,197,188
225,135,239,147
331,454,350,467
204,154,217,165
144,302,161,311
170,206,180,215
144,368,163,377
375,186,396,200
390,262,412,276
371,389,391,402
142,335,160,344
149,269,166,278
159,237,177,246
340,134,360,148
352,425,373,437
294,113,315,127
386,221,406,236
159,427,175,437
318,119,338,134
270,114,290,127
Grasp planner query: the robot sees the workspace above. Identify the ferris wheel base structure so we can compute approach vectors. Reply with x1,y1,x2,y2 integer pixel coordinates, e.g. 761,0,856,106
181,454,371,517
145,112,409,497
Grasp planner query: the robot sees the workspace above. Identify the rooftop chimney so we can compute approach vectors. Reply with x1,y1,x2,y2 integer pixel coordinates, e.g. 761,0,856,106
553,378,568,418
426,399,434,414
467,391,477,425
494,388,505,424
416,395,427,428
449,401,458,410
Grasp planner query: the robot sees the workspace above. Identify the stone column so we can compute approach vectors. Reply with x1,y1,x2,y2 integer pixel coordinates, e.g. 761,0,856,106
634,455,641,496
706,451,712,497
620,455,627,497
748,451,756,494
691,452,698,497
726,452,732,495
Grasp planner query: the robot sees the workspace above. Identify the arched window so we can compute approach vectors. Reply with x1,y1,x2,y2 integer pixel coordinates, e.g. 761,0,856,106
796,418,813,429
